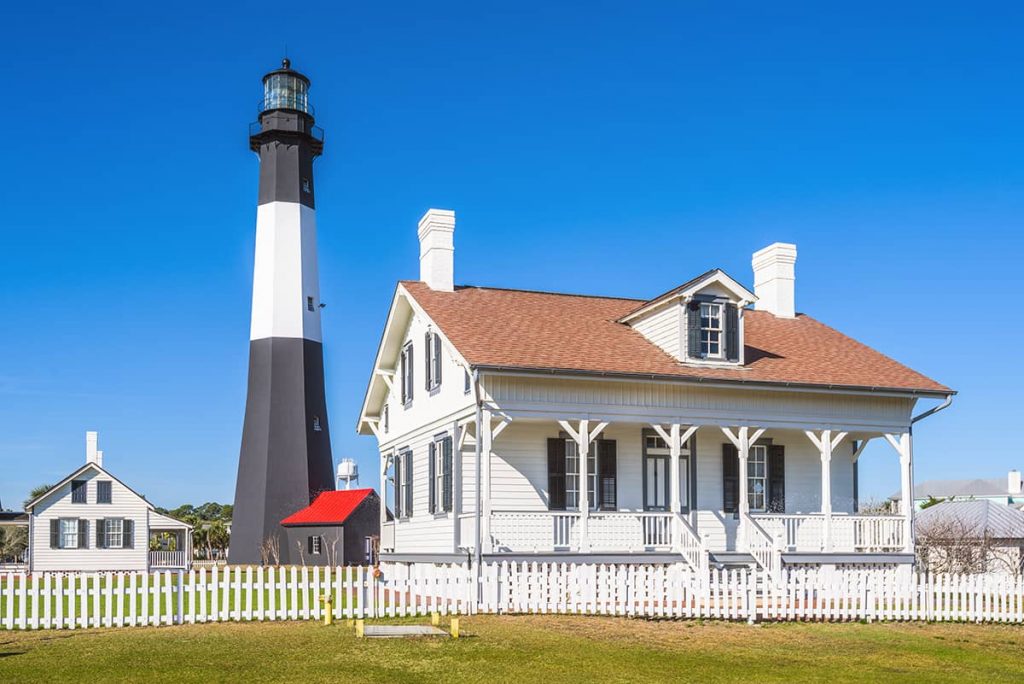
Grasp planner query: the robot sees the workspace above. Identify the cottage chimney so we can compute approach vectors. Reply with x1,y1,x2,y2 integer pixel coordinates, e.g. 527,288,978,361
86,431,102,467
418,209,455,292
1009,470,1022,495
752,242,798,318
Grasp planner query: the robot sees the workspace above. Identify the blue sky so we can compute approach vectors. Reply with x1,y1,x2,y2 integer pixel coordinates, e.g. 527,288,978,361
2,1,1022,509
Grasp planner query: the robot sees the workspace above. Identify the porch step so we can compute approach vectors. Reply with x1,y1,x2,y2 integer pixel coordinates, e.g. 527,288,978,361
709,552,756,568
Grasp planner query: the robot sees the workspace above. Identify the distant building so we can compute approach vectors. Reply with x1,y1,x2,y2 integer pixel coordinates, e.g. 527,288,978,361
280,489,380,566
892,470,1024,509
915,499,1024,575
24,432,192,572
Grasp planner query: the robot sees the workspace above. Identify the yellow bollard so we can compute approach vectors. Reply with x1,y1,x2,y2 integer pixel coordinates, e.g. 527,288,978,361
346,618,354,628
450,617,459,639
323,597,333,626
431,612,440,626
355,619,365,638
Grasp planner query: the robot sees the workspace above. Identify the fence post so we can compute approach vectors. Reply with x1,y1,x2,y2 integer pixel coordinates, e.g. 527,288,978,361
176,571,184,625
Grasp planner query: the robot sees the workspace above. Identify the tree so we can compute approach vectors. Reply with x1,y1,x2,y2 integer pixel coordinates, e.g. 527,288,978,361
919,495,946,510
24,483,53,510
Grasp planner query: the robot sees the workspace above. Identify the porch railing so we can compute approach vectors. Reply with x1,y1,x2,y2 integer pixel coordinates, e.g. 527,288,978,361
674,513,709,575
491,511,675,553
380,523,395,552
751,514,905,553
743,514,783,584
148,551,188,568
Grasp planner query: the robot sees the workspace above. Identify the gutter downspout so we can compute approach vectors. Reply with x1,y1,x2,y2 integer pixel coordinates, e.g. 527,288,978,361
906,393,955,553
472,368,483,603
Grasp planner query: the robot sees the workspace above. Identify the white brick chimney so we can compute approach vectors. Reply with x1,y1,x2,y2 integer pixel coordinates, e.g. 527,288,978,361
1009,470,1022,495
418,209,455,292
752,242,798,318
86,431,103,467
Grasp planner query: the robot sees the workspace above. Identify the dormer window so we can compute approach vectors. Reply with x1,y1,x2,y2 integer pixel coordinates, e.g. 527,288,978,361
700,303,723,358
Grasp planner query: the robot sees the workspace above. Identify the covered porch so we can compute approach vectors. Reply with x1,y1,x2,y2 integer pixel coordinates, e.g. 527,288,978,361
459,413,915,571
148,512,193,570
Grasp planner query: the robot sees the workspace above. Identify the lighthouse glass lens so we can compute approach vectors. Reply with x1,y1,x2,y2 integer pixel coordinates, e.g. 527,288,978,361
264,74,308,113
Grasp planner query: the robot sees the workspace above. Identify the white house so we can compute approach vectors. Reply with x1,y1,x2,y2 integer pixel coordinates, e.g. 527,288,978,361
25,432,192,572
357,210,954,575
894,470,1024,510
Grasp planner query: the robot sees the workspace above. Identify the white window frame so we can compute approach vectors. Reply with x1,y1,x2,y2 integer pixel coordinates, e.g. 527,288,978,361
60,518,78,549
310,536,322,555
433,439,446,512
105,518,124,549
565,439,598,511
700,302,724,358
398,449,411,519
748,444,768,513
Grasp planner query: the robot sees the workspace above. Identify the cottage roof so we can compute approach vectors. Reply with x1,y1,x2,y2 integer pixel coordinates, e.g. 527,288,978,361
401,281,949,395
280,489,375,526
895,477,1013,501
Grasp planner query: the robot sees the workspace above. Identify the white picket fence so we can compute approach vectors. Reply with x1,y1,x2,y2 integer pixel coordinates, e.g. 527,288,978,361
3,563,1024,630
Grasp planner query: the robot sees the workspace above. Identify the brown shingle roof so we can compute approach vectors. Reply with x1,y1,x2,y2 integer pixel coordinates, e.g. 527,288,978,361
402,281,950,394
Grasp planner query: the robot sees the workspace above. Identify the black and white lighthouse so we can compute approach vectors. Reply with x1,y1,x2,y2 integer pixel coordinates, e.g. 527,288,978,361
229,60,335,565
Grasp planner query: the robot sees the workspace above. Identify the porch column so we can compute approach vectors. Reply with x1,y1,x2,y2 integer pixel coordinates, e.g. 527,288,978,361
559,419,608,553
885,432,914,553
481,408,494,554
805,430,847,553
722,426,765,551
379,451,389,539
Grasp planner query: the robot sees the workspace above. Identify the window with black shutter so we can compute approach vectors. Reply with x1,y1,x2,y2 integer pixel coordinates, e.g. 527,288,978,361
722,444,739,514
71,480,87,504
404,449,414,517
442,436,453,513
428,441,437,514
547,438,567,510
97,481,112,504
400,343,414,405
425,332,442,391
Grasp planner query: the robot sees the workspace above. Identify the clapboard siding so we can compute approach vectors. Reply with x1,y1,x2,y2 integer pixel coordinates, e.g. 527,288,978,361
485,376,914,431
391,425,457,553
30,467,149,572
630,301,680,358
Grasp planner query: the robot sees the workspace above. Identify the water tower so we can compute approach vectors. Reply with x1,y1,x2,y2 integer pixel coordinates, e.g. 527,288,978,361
336,459,359,490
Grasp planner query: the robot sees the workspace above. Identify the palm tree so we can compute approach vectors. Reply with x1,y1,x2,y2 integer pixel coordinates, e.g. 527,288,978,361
24,483,53,510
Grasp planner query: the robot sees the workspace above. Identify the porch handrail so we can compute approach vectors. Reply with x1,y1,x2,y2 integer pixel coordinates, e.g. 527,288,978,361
673,512,709,576
743,514,783,584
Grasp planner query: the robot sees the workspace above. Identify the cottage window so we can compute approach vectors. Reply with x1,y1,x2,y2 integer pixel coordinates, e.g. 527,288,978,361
748,445,768,512
565,440,597,511
310,536,322,555
96,481,112,504
60,518,78,549
700,303,723,358
71,480,87,504
105,518,124,549
425,332,442,391
428,435,454,514
400,343,414,405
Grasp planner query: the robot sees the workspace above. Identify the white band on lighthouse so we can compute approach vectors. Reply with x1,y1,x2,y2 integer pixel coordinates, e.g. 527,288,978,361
250,201,322,342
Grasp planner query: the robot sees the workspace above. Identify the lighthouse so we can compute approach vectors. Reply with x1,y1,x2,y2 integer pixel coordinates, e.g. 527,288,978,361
229,60,335,565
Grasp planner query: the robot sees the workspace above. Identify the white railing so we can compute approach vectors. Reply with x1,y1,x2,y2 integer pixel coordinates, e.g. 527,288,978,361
743,514,783,584
490,511,579,552
589,512,674,551
456,514,475,551
674,513,709,575
148,551,188,568
490,511,674,553
752,514,906,553
380,523,395,552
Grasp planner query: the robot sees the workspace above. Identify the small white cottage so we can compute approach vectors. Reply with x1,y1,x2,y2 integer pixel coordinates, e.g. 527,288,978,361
25,432,192,573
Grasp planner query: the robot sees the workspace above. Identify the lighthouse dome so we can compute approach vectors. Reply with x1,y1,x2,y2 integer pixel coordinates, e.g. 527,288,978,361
260,58,312,115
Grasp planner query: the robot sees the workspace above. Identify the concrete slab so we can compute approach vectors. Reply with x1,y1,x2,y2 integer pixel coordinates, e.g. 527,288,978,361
363,625,449,638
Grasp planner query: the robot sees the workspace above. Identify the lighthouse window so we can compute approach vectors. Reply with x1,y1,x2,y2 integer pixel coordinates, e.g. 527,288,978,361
313,416,322,432
307,296,315,312
302,177,311,194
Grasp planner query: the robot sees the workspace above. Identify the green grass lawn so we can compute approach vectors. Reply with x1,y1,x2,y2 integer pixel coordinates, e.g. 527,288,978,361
1,615,1023,683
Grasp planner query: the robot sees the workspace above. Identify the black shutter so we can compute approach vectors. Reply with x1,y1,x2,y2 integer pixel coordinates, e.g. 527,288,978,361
434,334,442,387
407,346,414,401
405,451,414,517
424,332,432,390
768,445,785,513
725,303,739,362
442,437,453,512
547,438,567,510
96,519,105,549
400,350,407,403
687,301,702,358
598,440,617,510
393,453,402,519
124,519,134,549
50,519,60,549
428,442,437,514
307,535,314,555
722,444,739,514
78,519,88,549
